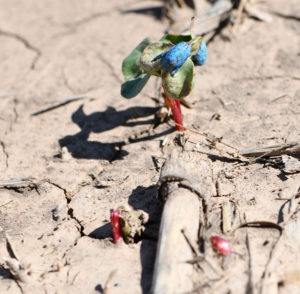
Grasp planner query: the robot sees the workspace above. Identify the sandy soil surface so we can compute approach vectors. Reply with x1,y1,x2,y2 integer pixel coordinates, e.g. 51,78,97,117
0,0,299,293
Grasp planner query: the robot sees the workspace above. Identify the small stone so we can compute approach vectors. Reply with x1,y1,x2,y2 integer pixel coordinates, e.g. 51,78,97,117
61,146,72,161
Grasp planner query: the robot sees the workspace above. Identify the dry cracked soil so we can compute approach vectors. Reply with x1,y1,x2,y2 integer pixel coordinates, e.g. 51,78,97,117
0,0,299,293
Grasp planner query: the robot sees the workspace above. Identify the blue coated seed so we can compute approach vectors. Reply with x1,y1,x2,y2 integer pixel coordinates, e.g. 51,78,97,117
153,42,191,76
192,41,207,66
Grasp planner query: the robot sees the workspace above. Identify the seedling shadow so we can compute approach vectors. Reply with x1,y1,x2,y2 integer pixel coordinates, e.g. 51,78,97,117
58,104,171,161
128,185,163,294
89,223,112,239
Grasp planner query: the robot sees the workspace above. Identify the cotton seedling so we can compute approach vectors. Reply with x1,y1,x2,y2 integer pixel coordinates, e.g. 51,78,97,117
121,33,207,131
110,205,148,244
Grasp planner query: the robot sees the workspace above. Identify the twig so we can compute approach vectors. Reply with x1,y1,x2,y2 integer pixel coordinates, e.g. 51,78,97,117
278,186,300,223
70,271,80,286
270,93,288,103
269,10,300,21
234,0,247,27
181,228,199,257
175,0,233,35
178,123,240,154
31,95,88,116
0,177,36,189
222,200,232,233
244,1,273,23
241,143,300,158
46,94,88,104
5,234,19,260
245,232,254,294
151,156,161,172
259,233,282,293
260,187,300,293
234,75,300,81
103,270,117,294
236,221,283,235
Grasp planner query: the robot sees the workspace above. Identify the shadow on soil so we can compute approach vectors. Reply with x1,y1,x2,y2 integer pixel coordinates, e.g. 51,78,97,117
59,104,172,161
0,266,12,280
128,185,162,294
89,185,162,294
122,6,164,20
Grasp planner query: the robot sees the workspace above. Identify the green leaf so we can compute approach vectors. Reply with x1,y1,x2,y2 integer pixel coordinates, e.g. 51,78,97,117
140,42,173,77
160,34,193,44
121,73,150,99
122,38,151,81
162,58,194,100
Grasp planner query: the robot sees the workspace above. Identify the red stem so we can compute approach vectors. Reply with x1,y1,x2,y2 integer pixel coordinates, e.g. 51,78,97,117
110,209,123,244
164,92,184,131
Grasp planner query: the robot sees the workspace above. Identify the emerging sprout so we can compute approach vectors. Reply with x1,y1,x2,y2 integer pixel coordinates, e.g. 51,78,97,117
210,236,232,256
110,209,122,244
110,205,148,244
121,34,207,130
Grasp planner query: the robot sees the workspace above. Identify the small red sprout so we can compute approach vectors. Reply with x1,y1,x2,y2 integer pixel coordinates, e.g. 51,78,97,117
210,236,232,256
110,205,148,244
110,209,122,244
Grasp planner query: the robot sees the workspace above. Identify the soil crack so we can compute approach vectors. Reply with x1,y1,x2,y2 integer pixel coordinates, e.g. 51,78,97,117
46,180,71,203
62,69,76,94
0,29,41,69
97,52,122,83
9,98,19,132
45,180,86,241
67,207,85,239
61,0,145,31
0,140,9,168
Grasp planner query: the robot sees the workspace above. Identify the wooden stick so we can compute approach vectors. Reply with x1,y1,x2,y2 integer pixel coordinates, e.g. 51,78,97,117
0,177,36,189
152,188,200,293
241,143,300,158
152,151,212,294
